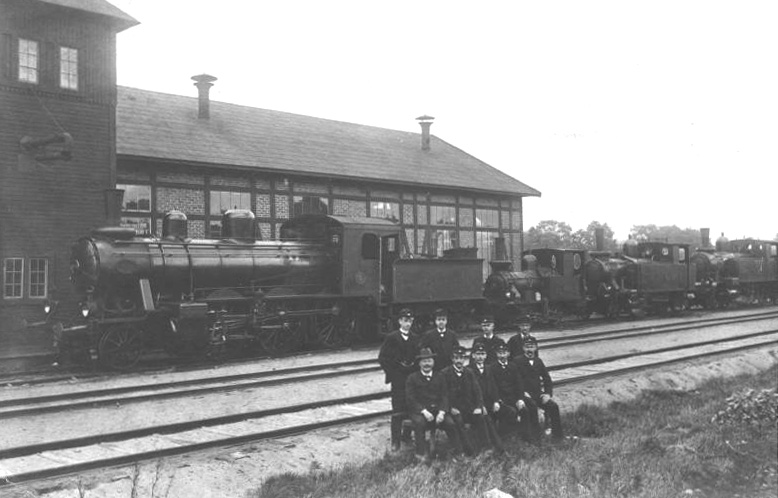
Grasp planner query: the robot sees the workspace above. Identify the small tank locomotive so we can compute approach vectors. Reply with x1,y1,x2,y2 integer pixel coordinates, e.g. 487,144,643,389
53,210,485,369
691,232,778,307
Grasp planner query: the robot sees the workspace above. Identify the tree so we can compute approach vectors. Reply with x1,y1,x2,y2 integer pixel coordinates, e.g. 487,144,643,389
630,225,702,247
524,220,573,250
570,221,618,251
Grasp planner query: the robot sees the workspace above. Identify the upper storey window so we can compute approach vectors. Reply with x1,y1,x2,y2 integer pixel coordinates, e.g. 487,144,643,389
60,47,78,90
18,39,39,84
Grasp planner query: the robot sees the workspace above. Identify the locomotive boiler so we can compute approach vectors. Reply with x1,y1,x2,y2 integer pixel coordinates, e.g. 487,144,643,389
54,210,486,369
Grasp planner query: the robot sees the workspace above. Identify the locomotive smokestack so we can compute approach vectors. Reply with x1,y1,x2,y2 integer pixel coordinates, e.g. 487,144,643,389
192,74,217,119
700,228,711,248
416,115,434,151
595,227,605,251
104,188,124,226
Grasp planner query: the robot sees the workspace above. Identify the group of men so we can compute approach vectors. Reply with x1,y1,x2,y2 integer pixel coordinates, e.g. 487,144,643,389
378,307,564,463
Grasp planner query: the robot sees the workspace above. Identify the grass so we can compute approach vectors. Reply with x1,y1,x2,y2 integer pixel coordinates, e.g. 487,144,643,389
250,366,777,498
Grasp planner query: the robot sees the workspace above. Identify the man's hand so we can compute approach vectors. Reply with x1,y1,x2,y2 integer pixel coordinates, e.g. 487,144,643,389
540,394,551,404
516,400,526,411
451,407,460,416
435,411,445,424
493,402,501,413
473,407,483,415
421,409,434,422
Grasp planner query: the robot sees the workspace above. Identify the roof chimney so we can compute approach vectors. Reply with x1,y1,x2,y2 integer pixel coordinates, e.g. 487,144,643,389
191,74,217,119
700,228,710,248
416,115,434,151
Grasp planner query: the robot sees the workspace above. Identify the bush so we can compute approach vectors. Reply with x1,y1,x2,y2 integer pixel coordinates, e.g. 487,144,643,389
711,388,778,427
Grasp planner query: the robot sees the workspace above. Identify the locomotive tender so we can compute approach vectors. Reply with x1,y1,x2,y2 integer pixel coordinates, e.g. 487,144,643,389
54,210,485,369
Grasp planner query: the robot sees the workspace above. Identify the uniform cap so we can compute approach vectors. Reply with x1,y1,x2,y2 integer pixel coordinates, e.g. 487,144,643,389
433,308,448,318
452,345,468,356
472,343,487,354
481,314,495,324
398,308,414,318
523,335,538,345
495,342,509,352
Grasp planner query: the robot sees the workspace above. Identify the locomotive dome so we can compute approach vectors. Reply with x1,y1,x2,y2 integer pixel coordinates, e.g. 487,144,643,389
221,209,256,241
715,233,730,251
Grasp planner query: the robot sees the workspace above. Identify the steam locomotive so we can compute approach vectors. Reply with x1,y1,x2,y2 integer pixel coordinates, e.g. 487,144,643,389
485,230,778,327
52,210,486,369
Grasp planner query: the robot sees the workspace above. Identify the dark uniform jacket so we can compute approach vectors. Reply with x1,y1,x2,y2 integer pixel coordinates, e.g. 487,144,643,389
491,360,526,406
419,328,460,371
506,333,527,360
514,356,553,400
441,365,484,414
468,362,500,409
405,370,450,414
378,330,420,385
471,335,506,365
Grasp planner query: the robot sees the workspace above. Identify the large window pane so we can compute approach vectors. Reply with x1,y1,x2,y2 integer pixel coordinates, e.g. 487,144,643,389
430,205,456,225
475,209,499,228
293,195,329,217
370,201,399,221
118,184,151,212
3,258,23,298
210,190,251,216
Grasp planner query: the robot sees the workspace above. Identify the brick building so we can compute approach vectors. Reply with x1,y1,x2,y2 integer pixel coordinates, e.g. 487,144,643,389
0,0,137,336
1,0,540,338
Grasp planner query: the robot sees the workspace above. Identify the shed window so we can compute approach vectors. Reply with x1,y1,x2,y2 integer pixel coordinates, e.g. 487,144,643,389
119,184,151,212
370,201,399,221
18,39,39,84
362,234,379,260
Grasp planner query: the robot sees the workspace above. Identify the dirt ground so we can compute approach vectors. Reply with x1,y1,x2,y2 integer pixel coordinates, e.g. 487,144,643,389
2,346,777,498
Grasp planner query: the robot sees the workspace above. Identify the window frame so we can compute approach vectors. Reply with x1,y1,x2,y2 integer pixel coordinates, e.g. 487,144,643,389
28,258,48,299
59,46,79,90
369,201,399,221
3,258,24,299
118,184,152,213
18,38,39,84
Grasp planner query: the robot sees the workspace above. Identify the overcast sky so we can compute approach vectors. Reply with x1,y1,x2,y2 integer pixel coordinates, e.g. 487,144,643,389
109,0,775,241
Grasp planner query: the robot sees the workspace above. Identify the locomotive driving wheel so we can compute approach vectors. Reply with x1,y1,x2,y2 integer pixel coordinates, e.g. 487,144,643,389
98,324,142,370
313,306,356,349
258,304,304,355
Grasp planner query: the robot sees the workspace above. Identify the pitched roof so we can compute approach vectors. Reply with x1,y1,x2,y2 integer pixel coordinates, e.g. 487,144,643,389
116,86,540,198
36,0,138,31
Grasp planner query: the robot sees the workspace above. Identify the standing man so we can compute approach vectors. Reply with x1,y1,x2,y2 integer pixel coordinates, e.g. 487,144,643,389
471,314,506,365
420,308,460,371
405,347,464,463
378,308,420,451
515,335,563,441
506,315,533,361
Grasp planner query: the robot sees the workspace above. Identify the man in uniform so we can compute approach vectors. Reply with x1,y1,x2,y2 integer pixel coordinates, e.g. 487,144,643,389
506,315,533,361
471,314,505,365
419,308,460,371
467,342,505,453
405,347,464,462
491,342,538,442
378,308,420,451
514,335,563,441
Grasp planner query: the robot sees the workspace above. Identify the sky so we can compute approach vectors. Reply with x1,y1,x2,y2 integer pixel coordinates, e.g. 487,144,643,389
109,0,776,242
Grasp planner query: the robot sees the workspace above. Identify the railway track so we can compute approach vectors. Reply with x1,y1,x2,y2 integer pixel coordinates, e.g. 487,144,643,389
3,309,776,417
0,311,776,486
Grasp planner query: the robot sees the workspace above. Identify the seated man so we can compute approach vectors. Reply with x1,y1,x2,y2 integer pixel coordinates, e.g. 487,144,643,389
491,342,539,442
465,343,505,454
471,314,505,365
442,345,491,455
514,335,563,441
405,347,464,462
